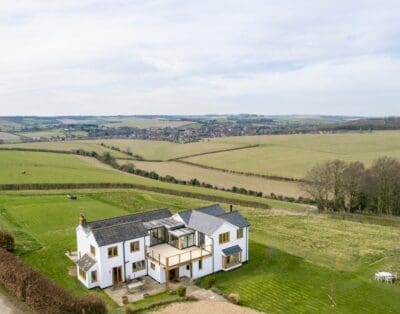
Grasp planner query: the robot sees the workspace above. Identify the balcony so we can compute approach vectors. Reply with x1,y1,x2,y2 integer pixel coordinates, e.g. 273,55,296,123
147,244,212,268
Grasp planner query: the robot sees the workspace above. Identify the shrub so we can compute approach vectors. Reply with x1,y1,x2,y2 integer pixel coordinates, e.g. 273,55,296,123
201,276,216,289
176,286,186,297
0,249,107,314
227,292,240,305
0,230,15,252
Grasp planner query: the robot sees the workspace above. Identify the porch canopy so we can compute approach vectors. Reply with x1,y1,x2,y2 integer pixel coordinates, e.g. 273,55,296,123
222,245,242,256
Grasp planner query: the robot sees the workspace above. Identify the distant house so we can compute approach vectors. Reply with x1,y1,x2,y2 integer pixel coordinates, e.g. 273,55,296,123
75,204,249,288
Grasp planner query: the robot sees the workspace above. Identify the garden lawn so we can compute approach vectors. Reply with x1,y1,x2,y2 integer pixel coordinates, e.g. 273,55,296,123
198,241,400,313
239,206,400,273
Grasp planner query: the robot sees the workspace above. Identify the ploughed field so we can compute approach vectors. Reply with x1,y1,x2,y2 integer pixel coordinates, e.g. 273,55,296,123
1,188,400,313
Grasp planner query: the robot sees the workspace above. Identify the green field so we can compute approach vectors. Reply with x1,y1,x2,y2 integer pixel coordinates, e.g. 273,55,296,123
0,132,20,143
0,150,295,209
184,131,400,179
130,160,303,197
2,138,244,160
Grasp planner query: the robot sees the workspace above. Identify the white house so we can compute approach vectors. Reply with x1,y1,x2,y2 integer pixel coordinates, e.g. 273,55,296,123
75,204,249,289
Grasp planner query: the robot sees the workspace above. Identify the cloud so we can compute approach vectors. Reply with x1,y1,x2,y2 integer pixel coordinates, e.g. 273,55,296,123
0,0,399,115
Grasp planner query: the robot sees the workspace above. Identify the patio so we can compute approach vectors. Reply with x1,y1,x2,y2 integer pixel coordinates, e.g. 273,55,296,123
105,276,166,306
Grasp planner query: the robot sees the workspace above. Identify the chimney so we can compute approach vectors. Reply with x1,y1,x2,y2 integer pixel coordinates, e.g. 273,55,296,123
230,205,233,212
79,213,86,226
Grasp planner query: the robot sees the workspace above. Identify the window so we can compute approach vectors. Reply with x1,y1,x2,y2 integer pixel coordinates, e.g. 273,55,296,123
90,245,96,256
237,228,244,239
180,233,195,249
198,259,203,270
186,264,190,270
132,260,145,272
219,232,230,244
150,227,165,246
108,246,118,258
91,270,97,283
79,268,86,280
130,241,140,252
150,262,155,270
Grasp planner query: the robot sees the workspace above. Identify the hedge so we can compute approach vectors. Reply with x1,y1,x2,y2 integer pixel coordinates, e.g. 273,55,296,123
0,229,15,252
0,249,107,314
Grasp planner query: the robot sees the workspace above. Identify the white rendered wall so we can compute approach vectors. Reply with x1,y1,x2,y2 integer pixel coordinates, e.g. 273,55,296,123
211,223,247,272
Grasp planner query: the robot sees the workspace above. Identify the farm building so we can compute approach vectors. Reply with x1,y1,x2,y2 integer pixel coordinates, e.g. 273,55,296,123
75,204,249,288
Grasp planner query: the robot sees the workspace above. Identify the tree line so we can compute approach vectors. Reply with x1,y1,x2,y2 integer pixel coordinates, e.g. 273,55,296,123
303,156,400,216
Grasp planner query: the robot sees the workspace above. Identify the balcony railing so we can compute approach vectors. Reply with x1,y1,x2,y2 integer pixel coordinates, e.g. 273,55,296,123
147,244,213,268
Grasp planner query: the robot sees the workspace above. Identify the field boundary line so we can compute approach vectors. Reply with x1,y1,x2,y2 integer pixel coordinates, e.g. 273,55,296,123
169,144,260,161
174,159,305,183
0,183,271,209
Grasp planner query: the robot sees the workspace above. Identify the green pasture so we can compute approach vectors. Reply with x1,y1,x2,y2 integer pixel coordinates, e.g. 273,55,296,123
104,118,195,129
186,131,400,179
2,138,245,160
0,150,291,209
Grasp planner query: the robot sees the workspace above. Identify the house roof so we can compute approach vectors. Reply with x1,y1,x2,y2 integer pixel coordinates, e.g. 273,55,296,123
196,204,226,216
178,204,249,235
92,221,148,246
143,216,184,230
222,245,242,256
77,253,96,272
86,208,172,229
187,210,225,236
86,208,172,246
169,227,195,237
217,211,249,228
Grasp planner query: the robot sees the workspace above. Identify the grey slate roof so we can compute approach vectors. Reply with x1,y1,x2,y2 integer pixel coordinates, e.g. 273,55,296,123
77,253,96,272
92,221,148,246
177,210,192,224
187,210,225,236
86,208,172,229
222,245,242,256
181,204,249,235
217,211,249,228
86,208,172,246
196,204,225,216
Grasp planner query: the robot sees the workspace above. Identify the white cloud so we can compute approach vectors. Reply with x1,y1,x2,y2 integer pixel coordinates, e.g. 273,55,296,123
0,0,399,115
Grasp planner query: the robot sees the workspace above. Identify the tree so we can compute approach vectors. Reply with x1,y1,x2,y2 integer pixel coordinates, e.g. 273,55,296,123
364,157,400,215
303,162,332,211
342,161,365,212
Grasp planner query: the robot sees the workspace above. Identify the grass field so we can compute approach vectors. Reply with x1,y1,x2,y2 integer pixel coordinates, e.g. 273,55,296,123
0,149,303,210
1,138,244,160
0,132,20,143
130,160,303,197
185,131,400,179
199,241,400,313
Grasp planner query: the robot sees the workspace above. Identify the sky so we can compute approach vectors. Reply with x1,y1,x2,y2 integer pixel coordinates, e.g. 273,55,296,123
0,0,399,116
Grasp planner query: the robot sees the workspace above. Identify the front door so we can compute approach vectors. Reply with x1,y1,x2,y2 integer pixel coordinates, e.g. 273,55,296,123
168,268,179,281
112,266,123,285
